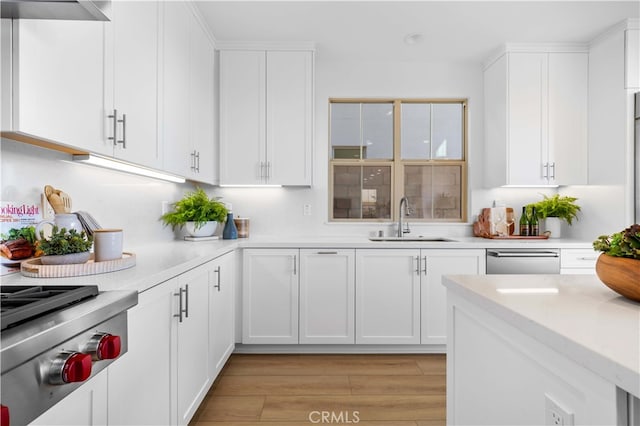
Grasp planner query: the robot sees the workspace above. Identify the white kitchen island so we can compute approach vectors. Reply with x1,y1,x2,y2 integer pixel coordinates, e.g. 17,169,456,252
443,274,640,426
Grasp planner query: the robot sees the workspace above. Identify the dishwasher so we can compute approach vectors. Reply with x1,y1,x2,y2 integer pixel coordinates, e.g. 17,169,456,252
486,249,560,274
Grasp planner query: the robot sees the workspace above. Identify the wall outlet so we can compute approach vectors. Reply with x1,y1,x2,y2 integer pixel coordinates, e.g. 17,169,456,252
161,201,170,215
545,394,574,426
303,204,312,216
41,193,55,219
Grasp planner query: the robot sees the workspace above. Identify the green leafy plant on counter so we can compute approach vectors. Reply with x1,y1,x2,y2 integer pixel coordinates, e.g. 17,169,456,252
593,224,640,260
160,188,228,231
39,226,93,256
528,194,581,225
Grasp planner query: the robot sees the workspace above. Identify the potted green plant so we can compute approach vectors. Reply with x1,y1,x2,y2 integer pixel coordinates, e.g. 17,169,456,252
38,225,93,265
160,188,228,237
593,224,640,302
528,194,581,238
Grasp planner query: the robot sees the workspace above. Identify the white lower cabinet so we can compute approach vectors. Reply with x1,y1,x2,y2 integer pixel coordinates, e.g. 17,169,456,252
299,249,355,344
108,277,176,426
176,265,212,426
242,247,485,347
31,368,108,426
209,252,236,379
355,249,421,344
243,249,299,344
420,249,485,345
108,255,235,426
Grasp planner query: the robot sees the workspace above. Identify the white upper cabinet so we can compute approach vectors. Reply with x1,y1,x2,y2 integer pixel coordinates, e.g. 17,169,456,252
107,0,160,169
162,2,216,184
7,19,110,155
220,48,313,186
484,47,588,187
626,28,639,89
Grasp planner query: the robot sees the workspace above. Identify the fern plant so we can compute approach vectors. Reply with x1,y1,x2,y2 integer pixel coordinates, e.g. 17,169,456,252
160,188,228,231
528,194,581,225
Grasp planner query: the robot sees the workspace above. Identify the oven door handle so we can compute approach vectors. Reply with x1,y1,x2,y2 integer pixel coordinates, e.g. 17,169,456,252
487,250,559,258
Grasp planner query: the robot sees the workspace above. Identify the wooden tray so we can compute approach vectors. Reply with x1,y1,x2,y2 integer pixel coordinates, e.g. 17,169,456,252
486,235,549,240
20,252,136,278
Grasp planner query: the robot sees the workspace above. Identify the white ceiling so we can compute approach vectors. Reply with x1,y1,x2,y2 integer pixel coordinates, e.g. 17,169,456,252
195,1,639,63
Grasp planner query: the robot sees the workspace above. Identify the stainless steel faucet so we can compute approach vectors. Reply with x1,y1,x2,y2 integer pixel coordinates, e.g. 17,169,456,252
397,196,411,238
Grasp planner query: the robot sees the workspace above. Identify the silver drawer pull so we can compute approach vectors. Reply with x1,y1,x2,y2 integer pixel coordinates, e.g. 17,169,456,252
316,251,338,255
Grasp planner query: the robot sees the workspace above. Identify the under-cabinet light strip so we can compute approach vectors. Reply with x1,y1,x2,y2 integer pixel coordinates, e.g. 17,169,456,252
72,154,186,183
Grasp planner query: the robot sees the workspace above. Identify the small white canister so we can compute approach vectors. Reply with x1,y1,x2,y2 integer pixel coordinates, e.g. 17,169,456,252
93,229,123,262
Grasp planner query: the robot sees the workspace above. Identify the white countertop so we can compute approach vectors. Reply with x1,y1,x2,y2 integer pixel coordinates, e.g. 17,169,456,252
442,274,640,398
0,236,593,293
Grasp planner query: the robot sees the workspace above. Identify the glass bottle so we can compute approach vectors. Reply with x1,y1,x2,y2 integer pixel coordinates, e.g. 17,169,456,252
222,206,238,240
529,207,539,236
519,206,530,236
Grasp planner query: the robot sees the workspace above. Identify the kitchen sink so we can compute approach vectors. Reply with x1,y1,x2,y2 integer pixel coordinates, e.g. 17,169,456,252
369,236,458,242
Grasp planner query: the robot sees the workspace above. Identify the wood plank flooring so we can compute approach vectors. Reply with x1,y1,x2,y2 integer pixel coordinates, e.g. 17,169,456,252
190,354,446,425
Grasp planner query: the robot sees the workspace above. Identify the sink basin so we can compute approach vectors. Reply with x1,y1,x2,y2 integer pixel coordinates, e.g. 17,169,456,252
369,236,458,242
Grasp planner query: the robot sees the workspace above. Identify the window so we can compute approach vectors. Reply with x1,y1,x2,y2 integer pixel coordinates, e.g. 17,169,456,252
329,99,467,222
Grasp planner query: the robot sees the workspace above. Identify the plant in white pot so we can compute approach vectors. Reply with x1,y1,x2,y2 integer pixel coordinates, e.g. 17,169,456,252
528,194,581,238
160,188,228,237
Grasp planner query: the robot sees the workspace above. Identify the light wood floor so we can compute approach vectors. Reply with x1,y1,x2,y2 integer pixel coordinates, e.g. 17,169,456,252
190,354,446,426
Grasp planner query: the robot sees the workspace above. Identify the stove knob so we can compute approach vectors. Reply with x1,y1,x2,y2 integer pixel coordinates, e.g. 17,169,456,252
48,351,92,385
85,333,122,360
1,404,9,426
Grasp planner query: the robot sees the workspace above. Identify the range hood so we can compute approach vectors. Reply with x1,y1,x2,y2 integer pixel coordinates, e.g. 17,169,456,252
1,0,111,21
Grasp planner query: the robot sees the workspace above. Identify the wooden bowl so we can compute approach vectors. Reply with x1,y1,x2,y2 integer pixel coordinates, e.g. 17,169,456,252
595,253,640,302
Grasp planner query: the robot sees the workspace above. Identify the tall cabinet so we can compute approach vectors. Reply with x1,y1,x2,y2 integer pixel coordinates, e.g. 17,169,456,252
162,1,216,184
219,47,314,186
484,46,588,187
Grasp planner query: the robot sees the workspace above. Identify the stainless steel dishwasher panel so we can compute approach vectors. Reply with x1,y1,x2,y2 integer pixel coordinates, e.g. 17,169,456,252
486,249,560,274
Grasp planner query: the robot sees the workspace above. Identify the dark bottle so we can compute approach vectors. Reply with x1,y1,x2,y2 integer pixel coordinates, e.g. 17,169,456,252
519,206,530,236
223,210,238,240
529,207,539,236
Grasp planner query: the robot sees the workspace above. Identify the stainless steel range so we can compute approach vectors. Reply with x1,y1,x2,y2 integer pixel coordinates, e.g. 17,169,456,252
0,285,137,426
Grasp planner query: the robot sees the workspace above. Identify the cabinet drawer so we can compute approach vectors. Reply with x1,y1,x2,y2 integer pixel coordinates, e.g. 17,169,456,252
561,248,599,269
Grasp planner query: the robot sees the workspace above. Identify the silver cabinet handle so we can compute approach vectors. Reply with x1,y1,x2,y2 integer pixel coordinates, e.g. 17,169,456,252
549,162,555,180
422,256,427,275
117,113,126,148
577,256,597,261
259,162,265,180
266,161,271,180
190,151,196,171
184,284,189,319
174,287,186,323
415,255,420,275
293,255,297,275
195,151,200,173
108,109,118,145
214,266,221,292
316,251,338,255
542,163,549,180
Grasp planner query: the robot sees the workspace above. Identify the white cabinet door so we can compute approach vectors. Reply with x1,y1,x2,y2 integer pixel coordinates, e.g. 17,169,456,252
421,249,485,345
161,1,191,178
548,52,587,185
31,368,108,426
189,16,216,184
507,52,547,186
219,50,265,185
109,0,160,168
626,28,640,89
243,249,299,344
9,19,110,155
299,249,355,344
266,50,313,186
219,49,313,186
108,279,176,426
209,251,236,379
484,49,587,187
355,249,420,344
162,3,216,184
176,265,212,426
